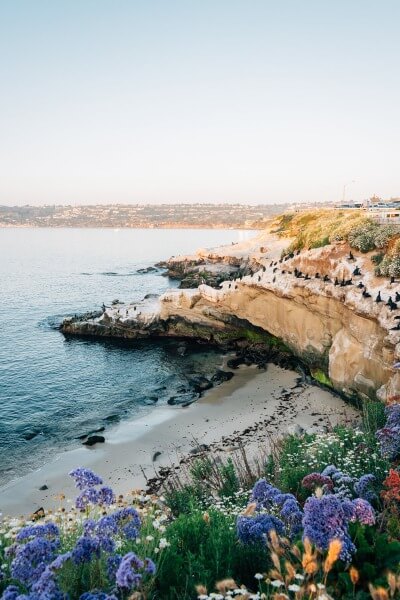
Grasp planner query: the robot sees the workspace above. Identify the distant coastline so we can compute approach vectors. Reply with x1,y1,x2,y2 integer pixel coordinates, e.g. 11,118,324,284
0,202,288,229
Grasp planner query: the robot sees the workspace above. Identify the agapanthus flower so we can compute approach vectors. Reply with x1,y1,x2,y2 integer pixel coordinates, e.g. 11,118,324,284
106,554,122,581
115,552,144,589
237,513,284,544
71,535,101,564
75,488,100,510
11,536,60,587
69,468,103,490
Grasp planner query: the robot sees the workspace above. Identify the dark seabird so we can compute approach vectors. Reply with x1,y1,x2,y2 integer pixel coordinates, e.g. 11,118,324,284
296,249,301,255
375,291,382,303
357,282,365,289
279,258,283,263
340,279,345,287
390,302,398,311
334,278,339,286
305,274,310,280
273,267,278,273
263,266,266,272
395,292,400,303
353,266,361,276
348,251,354,260
345,279,353,286
273,261,277,266
258,276,261,282
273,276,276,282
386,296,393,306
270,261,273,267
391,276,395,284
282,270,286,274
315,273,320,278
362,289,371,298
228,283,231,288
394,315,400,320
391,323,400,330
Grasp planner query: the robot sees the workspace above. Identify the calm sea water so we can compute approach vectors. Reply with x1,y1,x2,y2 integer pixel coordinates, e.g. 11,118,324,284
0,228,255,486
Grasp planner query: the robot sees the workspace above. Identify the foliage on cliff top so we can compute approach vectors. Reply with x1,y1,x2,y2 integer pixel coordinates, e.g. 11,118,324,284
271,210,400,256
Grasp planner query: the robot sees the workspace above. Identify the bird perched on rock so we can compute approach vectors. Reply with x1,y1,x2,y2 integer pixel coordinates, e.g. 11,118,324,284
386,296,393,306
272,276,276,282
346,279,353,286
395,292,400,302
391,323,400,330
305,274,310,280
269,261,273,267
391,276,396,284
273,267,278,273
353,266,361,276
315,272,320,278
334,277,339,286
348,251,354,260
258,276,261,282
358,282,365,289
376,291,382,303
362,289,371,298
340,279,345,287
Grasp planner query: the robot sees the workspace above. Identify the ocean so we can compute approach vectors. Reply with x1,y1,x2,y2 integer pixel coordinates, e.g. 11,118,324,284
0,227,255,486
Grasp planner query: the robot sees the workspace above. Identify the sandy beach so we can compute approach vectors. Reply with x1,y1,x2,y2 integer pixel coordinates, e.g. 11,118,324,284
0,362,358,517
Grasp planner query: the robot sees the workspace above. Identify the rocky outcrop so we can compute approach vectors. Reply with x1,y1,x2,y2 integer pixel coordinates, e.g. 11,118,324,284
61,235,400,403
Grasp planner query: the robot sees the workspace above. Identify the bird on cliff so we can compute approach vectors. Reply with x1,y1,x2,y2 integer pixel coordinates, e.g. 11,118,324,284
390,323,400,330
375,291,382,303
296,249,301,255
386,296,393,306
395,292,400,303
273,276,276,282
323,275,330,282
258,276,261,282
346,279,353,286
390,302,398,311
282,270,286,274
353,266,361,276
357,282,365,289
334,277,339,286
362,289,371,298
305,274,310,280
348,251,354,260
315,272,320,278
273,267,278,273
391,276,396,284
269,261,273,267
263,266,266,272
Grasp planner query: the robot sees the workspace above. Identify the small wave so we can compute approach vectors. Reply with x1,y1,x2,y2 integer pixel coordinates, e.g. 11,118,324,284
37,315,65,330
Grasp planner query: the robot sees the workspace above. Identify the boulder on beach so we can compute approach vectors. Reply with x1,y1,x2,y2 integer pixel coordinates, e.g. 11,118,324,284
187,375,213,393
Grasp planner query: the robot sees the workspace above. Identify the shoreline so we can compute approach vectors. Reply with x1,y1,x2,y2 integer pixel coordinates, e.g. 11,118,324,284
0,362,358,518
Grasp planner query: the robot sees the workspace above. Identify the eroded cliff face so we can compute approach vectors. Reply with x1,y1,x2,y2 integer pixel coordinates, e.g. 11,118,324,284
61,237,400,403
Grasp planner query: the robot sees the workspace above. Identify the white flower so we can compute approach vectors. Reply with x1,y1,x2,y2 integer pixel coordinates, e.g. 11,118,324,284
159,537,170,549
145,535,154,541
271,579,284,588
317,583,326,590
288,584,301,592
254,573,264,580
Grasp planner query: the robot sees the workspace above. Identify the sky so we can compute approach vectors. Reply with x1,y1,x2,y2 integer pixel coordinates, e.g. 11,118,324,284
1,0,399,206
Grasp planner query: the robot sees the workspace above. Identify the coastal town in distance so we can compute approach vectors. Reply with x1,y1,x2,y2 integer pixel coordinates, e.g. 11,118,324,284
2,195,400,228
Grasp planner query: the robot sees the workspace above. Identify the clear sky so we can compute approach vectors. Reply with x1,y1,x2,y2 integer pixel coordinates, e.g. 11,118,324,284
1,0,399,206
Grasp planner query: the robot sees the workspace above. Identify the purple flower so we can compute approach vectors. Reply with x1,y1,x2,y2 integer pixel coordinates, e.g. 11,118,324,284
376,403,400,460
354,474,377,503
71,535,101,564
247,479,303,538
116,552,144,589
237,513,284,544
69,468,103,490
106,554,122,581
302,473,334,491
76,488,100,510
11,536,60,587
16,523,59,543
97,486,115,506
350,498,375,525
303,495,356,561
144,558,156,575
79,594,118,600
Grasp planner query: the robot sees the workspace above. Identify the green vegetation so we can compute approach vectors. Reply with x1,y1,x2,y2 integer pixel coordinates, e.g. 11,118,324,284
310,367,333,388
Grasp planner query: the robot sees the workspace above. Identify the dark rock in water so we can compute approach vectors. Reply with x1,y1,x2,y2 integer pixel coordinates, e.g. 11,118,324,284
83,435,105,446
176,385,188,394
145,396,159,403
211,369,234,384
137,266,158,274
177,343,187,356
182,400,195,408
77,426,105,440
104,414,120,423
39,484,48,491
167,397,177,405
23,431,40,441
111,299,120,305
152,451,162,462
188,375,213,393
144,293,159,299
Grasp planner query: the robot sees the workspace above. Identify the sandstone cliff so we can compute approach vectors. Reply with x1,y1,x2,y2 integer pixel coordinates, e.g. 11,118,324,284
62,232,400,404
